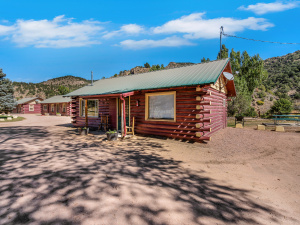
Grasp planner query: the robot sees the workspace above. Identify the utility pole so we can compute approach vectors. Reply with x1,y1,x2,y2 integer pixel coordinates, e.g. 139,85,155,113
91,71,93,86
219,26,223,59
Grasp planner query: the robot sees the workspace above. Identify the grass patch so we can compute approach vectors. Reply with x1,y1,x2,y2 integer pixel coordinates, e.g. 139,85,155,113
0,116,26,122
227,117,300,132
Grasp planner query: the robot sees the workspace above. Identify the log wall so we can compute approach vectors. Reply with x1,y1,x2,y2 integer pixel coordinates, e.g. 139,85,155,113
71,97,111,128
41,103,71,116
23,104,41,114
130,86,227,142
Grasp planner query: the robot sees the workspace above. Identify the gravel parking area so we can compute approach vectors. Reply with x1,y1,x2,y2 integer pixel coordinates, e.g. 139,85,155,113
0,114,299,224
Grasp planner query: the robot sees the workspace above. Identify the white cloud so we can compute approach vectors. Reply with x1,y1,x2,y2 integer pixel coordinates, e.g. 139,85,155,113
0,15,103,48
119,36,194,49
152,13,274,39
103,24,144,39
239,1,300,15
0,24,15,35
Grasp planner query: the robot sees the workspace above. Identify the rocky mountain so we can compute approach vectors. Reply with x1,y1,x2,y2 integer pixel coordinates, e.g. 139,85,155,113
263,50,300,99
13,75,91,100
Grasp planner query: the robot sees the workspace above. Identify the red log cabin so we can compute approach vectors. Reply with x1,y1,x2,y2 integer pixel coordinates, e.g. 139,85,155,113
13,97,43,114
40,95,72,116
65,59,236,142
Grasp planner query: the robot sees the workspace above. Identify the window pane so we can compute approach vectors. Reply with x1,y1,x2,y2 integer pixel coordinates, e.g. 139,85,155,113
148,94,174,119
81,100,98,117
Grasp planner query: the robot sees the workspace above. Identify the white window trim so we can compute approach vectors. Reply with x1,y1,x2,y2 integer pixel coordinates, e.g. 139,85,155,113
29,104,34,111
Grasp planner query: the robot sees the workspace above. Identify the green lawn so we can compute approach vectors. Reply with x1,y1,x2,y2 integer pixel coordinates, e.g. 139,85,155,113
0,116,25,122
227,117,300,132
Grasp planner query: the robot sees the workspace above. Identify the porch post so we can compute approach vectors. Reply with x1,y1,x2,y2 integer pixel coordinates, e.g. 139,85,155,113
85,99,88,128
119,94,127,137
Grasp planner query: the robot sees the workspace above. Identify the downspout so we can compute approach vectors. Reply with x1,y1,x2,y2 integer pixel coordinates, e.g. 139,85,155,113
119,94,126,137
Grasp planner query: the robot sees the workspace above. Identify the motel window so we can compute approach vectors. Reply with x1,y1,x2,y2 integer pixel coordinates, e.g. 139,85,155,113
29,104,34,111
51,104,55,113
145,91,176,122
43,105,48,111
62,103,66,113
80,99,99,117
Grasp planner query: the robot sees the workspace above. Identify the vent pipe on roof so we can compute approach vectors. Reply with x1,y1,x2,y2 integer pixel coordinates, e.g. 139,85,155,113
91,71,93,86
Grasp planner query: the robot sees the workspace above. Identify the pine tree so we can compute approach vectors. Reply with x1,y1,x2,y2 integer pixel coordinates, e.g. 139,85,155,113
217,44,229,59
0,68,17,113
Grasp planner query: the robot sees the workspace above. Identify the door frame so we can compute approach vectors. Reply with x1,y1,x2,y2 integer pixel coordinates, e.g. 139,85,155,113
116,96,130,132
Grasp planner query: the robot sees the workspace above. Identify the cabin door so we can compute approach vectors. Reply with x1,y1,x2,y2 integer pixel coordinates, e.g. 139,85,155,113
117,97,130,131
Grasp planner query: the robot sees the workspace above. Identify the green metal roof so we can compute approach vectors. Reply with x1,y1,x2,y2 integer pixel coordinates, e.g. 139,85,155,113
40,95,71,104
17,97,42,105
65,58,230,97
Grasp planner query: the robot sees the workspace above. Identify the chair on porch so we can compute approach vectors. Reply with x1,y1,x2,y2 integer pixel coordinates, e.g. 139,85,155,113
98,115,110,131
126,117,135,136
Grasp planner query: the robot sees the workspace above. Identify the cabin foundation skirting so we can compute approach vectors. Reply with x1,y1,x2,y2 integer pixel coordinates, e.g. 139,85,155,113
71,85,228,142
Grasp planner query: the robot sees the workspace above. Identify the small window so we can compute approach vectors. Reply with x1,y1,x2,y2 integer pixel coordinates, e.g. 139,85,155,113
62,103,66,113
80,99,99,117
145,91,176,121
43,105,48,111
51,104,55,112
29,104,34,111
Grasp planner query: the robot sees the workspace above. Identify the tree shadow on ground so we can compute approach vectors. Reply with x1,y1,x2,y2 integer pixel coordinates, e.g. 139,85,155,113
0,126,288,224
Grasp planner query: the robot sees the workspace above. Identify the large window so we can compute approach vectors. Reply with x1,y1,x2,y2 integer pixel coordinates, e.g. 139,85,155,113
43,105,48,111
29,104,34,111
62,103,66,113
51,104,55,112
80,99,99,117
145,91,176,121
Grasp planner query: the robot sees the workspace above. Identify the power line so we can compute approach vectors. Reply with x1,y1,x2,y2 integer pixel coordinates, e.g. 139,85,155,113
221,30,300,45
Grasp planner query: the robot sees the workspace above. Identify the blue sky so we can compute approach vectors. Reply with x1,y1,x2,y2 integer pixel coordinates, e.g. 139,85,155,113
0,0,299,82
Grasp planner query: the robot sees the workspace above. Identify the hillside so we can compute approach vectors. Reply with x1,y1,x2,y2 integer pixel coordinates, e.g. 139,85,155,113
264,50,300,99
13,75,91,100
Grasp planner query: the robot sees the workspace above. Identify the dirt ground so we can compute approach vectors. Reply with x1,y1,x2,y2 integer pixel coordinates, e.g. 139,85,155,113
0,114,299,225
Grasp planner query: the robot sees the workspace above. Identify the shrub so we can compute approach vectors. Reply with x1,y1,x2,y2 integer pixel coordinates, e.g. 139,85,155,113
244,106,257,117
257,91,266,99
270,97,273,101
256,100,264,105
270,98,293,114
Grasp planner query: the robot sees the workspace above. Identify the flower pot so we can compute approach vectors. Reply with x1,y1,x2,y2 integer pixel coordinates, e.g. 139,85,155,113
107,132,118,141
56,114,61,116
79,127,89,135
45,113,49,116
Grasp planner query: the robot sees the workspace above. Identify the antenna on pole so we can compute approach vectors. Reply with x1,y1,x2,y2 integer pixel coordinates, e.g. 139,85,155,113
91,71,93,86
219,26,223,59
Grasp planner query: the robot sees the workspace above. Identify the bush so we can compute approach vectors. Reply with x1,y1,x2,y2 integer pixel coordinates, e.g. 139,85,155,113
270,97,273,101
258,85,266,92
256,100,264,105
270,98,292,114
244,106,257,117
257,91,266,99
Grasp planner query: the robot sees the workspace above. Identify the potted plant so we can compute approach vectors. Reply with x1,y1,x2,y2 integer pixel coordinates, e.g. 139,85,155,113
56,112,61,116
79,127,89,135
106,130,118,141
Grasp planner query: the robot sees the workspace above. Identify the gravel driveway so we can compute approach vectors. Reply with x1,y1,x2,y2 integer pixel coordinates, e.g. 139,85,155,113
0,114,299,224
